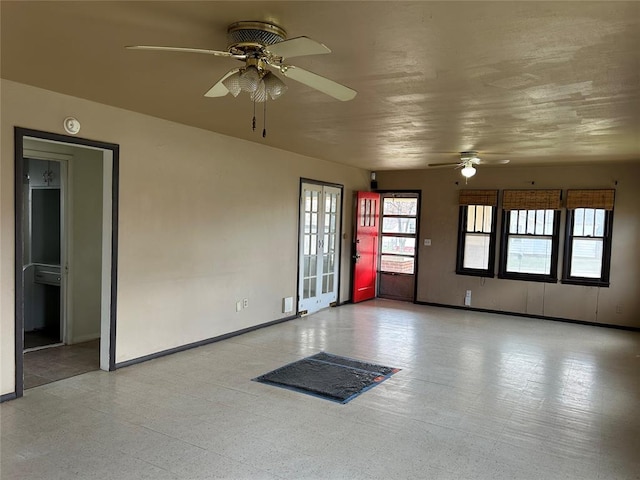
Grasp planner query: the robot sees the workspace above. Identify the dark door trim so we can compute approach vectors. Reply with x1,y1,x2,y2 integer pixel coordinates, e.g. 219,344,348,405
375,190,421,302
11,127,119,400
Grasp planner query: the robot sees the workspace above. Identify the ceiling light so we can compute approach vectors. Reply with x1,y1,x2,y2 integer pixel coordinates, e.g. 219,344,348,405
222,66,287,103
221,72,242,97
239,65,261,93
220,63,288,137
262,72,287,100
461,162,476,178
252,72,288,102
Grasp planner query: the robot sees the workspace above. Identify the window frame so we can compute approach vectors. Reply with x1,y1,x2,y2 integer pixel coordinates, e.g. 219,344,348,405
498,208,561,283
561,208,614,287
456,204,498,277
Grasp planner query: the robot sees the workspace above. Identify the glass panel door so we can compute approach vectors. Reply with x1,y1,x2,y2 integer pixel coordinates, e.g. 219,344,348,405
378,193,419,301
299,183,342,314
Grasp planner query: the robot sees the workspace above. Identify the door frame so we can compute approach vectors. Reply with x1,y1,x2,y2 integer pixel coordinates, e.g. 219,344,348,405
297,178,344,314
13,127,120,398
375,189,422,303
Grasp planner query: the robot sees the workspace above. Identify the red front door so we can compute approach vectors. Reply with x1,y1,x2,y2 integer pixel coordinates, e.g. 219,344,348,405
352,191,381,303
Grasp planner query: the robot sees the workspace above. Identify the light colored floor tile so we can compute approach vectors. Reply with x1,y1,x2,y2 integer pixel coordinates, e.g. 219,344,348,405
2,300,639,479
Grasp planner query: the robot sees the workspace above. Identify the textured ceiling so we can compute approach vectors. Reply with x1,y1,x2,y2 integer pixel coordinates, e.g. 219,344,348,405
2,1,639,170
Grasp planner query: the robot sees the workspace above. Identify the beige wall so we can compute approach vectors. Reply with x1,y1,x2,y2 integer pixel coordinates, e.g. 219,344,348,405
0,79,369,396
378,164,640,328
3,77,637,398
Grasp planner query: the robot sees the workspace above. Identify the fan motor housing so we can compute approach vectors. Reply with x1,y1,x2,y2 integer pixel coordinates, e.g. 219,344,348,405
227,21,287,51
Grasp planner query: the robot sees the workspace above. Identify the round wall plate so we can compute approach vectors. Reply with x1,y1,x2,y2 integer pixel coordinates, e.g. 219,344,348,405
63,117,81,135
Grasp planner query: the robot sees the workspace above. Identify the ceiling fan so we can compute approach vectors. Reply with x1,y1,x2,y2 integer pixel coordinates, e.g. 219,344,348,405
126,21,357,103
428,151,510,178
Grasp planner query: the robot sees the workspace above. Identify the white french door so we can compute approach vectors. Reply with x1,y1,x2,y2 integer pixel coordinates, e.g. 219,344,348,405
298,182,342,314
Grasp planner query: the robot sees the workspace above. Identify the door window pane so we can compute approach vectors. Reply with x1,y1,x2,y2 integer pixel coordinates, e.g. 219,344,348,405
321,273,335,294
383,198,418,216
382,217,416,234
381,236,416,255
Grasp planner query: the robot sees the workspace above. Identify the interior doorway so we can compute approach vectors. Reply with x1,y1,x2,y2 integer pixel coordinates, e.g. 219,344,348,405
22,155,65,351
298,180,343,315
14,128,119,396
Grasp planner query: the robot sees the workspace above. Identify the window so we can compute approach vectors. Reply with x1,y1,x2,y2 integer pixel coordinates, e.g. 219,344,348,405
562,189,614,287
380,196,418,275
499,190,561,282
456,190,498,276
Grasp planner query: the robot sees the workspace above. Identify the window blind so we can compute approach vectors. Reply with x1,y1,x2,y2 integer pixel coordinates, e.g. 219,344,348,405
502,189,561,210
566,189,615,210
458,189,498,206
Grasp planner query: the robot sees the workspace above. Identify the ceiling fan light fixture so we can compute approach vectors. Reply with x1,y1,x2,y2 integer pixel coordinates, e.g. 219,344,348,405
250,73,288,103
461,163,477,178
263,72,288,100
239,65,261,93
221,71,242,97
251,81,268,103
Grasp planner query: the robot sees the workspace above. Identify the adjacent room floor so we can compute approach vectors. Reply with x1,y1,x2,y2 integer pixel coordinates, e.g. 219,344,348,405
23,339,100,389
2,300,639,479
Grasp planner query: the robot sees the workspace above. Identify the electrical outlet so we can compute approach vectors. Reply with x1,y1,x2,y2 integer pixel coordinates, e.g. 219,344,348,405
616,305,622,314
243,298,249,308
236,301,242,312
464,290,472,306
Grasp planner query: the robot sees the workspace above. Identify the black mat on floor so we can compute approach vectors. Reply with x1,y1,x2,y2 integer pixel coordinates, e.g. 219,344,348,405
253,352,400,403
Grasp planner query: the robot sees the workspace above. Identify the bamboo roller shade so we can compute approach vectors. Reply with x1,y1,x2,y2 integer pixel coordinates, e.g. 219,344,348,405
502,189,562,210
458,190,498,206
566,189,615,210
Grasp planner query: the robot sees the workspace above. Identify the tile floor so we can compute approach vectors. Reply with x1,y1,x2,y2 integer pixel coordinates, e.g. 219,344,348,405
23,339,100,389
1,300,639,479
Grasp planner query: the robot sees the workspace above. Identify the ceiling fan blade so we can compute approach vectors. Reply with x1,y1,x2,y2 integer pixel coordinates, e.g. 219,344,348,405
427,162,462,168
279,65,356,101
267,37,331,59
126,45,246,59
477,159,510,165
204,69,241,97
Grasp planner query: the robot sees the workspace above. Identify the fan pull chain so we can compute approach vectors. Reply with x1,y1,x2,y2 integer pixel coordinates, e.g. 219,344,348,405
262,97,267,138
252,98,256,131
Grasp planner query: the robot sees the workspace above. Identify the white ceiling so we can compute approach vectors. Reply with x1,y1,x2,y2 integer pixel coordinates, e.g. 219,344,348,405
2,1,639,170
